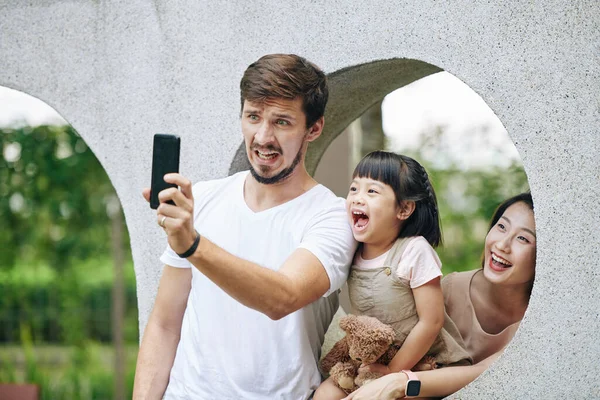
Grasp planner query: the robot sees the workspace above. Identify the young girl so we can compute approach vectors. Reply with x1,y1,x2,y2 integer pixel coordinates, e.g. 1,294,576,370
315,151,471,399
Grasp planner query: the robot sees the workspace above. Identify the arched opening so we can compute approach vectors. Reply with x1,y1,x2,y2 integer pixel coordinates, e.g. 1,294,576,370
299,59,530,391
0,87,138,399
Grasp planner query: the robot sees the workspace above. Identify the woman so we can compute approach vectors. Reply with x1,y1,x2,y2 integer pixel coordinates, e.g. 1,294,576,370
342,192,536,400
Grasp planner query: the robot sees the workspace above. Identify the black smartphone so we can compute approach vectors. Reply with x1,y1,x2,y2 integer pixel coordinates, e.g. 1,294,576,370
150,134,181,209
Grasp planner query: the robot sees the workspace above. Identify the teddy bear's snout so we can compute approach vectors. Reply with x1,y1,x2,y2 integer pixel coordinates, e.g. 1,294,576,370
349,346,378,363
348,349,364,362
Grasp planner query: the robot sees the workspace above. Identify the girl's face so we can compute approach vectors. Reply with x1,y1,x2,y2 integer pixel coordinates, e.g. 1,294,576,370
346,176,403,253
483,202,536,286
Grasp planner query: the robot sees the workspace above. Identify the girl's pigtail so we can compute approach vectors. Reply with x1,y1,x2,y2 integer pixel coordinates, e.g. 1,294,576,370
419,164,438,217
412,161,442,247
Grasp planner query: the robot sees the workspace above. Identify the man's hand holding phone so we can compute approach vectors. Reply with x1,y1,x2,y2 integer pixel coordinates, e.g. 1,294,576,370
143,134,197,256
142,174,197,255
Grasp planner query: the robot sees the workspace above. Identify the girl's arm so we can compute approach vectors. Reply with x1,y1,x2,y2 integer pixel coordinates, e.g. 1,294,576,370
345,353,500,400
363,277,445,374
387,277,445,371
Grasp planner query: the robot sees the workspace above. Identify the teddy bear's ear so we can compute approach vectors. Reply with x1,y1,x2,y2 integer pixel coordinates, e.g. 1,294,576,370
383,325,396,344
339,315,357,333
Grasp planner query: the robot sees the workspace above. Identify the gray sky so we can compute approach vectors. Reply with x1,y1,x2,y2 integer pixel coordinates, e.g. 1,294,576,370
0,87,66,127
382,71,521,170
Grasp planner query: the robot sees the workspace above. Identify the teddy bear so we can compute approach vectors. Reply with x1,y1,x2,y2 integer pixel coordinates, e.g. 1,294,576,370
320,314,436,394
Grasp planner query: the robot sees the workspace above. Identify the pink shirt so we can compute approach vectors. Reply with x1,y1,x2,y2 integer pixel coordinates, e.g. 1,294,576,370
354,236,442,288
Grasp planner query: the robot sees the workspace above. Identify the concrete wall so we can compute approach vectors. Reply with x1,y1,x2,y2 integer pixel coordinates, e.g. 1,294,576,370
1,1,599,397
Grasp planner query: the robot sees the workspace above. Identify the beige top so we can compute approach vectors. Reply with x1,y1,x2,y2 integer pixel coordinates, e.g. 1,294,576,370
442,269,521,364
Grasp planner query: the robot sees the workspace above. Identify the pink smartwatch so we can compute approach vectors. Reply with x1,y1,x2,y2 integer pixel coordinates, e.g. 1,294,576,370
401,369,421,398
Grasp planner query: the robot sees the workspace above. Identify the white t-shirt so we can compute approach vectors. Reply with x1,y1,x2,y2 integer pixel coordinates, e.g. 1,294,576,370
353,236,442,288
160,171,357,400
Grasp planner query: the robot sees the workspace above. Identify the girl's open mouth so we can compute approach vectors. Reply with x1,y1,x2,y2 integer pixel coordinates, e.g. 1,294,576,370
352,211,369,231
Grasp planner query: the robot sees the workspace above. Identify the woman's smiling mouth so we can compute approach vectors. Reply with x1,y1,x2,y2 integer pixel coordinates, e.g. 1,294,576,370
489,252,513,271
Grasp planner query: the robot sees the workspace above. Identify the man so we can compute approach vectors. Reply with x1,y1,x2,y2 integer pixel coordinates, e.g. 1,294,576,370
133,54,356,399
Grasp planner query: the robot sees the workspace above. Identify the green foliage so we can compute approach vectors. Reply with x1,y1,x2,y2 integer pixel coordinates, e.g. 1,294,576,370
398,145,529,274
431,162,529,274
1,124,138,344
0,125,129,270
0,341,138,400
0,258,139,344
1,123,138,397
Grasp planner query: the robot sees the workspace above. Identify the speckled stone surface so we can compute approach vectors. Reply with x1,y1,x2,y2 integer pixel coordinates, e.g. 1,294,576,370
1,1,599,397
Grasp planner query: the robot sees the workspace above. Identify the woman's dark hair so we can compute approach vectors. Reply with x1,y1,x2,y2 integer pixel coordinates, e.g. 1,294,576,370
481,192,535,268
352,151,442,247
487,192,534,232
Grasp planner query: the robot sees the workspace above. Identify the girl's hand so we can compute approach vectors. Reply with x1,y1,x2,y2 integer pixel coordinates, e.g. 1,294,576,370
342,372,406,400
359,363,391,375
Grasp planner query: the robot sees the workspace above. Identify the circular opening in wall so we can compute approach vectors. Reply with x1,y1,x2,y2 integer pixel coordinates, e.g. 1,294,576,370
0,86,138,398
312,59,533,395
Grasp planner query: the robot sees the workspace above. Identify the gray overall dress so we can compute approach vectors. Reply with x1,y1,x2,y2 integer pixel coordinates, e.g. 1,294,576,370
347,237,472,367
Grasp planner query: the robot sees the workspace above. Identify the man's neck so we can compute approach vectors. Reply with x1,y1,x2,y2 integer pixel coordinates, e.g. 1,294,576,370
243,167,318,212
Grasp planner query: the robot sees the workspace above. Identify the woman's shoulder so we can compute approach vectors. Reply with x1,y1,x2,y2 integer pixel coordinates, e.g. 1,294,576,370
443,269,479,284
442,269,479,303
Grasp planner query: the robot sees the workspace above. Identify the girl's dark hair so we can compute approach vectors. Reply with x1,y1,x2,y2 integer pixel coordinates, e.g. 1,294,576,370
352,151,442,247
481,192,535,268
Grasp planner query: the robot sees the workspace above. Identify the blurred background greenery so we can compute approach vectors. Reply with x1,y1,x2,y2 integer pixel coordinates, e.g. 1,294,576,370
0,71,528,399
0,123,138,399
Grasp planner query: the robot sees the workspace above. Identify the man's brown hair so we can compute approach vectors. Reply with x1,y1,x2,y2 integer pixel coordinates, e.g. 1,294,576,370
240,54,328,128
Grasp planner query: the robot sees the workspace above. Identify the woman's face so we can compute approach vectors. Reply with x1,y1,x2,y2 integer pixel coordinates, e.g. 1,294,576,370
483,201,536,286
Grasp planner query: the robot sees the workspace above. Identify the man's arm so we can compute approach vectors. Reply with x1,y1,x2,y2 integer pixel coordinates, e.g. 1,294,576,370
189,238,330,320
133,266,191,400
146,174,352,321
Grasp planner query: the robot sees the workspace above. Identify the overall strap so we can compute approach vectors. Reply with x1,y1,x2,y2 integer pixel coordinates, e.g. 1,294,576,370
383,237,413,275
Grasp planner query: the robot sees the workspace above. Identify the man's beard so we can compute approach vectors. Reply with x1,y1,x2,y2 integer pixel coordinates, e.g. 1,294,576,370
249,143,304,185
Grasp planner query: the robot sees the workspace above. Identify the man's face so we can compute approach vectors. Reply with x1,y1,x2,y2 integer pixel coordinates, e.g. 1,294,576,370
242,97,320,185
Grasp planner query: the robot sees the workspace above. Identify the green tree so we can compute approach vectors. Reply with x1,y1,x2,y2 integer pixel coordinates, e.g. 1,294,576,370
1,124,137,399
0,125,130,270
397,126,530,274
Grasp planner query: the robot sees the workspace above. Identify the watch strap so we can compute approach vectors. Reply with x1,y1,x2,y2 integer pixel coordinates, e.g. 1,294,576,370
401,369,418,381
